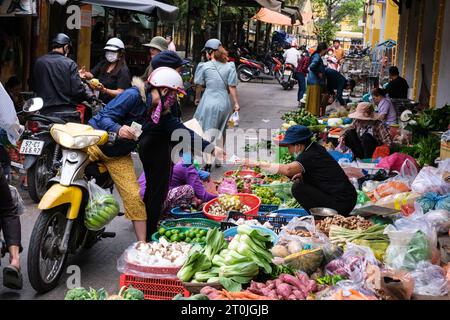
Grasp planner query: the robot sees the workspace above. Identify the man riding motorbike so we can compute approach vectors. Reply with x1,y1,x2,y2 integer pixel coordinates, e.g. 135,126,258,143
31,33,86,122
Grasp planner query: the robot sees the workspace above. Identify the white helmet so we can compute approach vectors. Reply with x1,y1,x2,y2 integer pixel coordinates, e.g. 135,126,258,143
104,37,125,51
148,67,185,93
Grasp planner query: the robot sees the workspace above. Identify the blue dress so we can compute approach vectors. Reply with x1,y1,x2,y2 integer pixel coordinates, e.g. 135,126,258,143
193,61,237,142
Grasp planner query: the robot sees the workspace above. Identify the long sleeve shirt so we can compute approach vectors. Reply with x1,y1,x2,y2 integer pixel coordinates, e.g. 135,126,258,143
169,161,216,202
342,119,392,147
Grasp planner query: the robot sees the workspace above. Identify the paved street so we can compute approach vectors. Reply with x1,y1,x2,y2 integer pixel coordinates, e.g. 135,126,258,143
0,80,297,300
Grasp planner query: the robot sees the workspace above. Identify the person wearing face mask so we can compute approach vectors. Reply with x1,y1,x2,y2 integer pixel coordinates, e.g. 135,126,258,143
240,125,357,216
31,33,86,116
80,38,131,104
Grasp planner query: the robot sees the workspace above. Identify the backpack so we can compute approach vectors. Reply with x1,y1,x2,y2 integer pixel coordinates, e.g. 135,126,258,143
296,55,311,74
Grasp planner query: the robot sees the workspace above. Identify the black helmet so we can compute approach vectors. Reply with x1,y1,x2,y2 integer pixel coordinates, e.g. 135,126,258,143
52,33,72,47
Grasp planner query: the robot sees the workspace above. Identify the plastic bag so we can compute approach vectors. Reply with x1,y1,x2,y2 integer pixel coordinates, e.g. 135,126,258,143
217,178,238,195
137,172,146,200
412,166,450,195
228,111,239,127
410,261,449,296
416,192,440,213
376,152,419,173
424,209,450,234
325,243,379,283
384,212,436,270
379,269,415,300
84,180,120,231
356,190,371,206
375,192,421,210
372,145,390,160
371,180,411,201
399,158,418,185
318,280,378,300
435,194,450,211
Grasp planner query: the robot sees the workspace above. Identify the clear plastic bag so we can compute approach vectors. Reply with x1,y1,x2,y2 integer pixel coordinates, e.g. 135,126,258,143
217,178,238,195
384,211,436,271
410,261,449,296
228,111,240,127
399,158,418,185
84,180,120,231
8,185,26,216
412,166,450,195
424,209,450,234
317,280,378,300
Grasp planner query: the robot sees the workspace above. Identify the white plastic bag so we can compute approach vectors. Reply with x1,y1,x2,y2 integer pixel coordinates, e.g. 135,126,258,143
424,209,450,234
229,111,240,127
399,158,418,185
410,261,449,296
84,180,120,231
411,166,450,195
9,185,26,216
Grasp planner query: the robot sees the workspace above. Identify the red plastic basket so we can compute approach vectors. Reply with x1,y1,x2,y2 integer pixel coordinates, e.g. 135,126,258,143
203,193,261,222
119,274,190,300
223,170,260,178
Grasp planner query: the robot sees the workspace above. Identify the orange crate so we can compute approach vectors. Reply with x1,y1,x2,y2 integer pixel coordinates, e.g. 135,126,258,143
119,274,190,300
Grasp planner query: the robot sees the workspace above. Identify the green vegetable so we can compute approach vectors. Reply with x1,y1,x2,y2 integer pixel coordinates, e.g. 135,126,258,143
403,231,432,270
120,285,144,300
329,224,388,244
64,287,91,300
315,275,345,286
270,264,297,278
177,246,211,282
173,293,209,300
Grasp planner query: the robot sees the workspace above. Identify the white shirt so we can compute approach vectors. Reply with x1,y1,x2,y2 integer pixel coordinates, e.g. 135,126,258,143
168,42,176,52
0,83,23,145
283,48,301,68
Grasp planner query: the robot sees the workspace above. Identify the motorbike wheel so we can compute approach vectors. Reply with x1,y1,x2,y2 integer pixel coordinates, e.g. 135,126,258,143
237,67,252,82
28,146,54,203
28,206,69,293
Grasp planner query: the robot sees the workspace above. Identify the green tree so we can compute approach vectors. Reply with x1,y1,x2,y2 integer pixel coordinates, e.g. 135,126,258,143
311,0,364,43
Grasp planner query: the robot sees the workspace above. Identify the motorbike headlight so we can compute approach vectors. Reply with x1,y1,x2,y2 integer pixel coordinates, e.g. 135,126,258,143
51,130,101,149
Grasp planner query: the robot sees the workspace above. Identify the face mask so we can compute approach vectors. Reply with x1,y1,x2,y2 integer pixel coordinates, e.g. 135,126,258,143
105,51,119,63
164,92,177,108
293,146,302,158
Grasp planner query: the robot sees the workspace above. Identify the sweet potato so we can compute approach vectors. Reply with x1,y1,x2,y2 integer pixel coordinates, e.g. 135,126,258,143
261,287,275,297
279,274,304,291
292,289,306,300
276,283,293,300
287,294,297,300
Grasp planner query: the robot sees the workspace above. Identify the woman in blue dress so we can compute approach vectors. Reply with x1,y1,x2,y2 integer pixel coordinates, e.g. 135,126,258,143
194,39,240,171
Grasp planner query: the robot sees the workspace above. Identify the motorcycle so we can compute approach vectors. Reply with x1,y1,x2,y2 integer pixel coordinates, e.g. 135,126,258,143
26,103,117,293
236,57,274,83
20,85,103,203
280,63,296,90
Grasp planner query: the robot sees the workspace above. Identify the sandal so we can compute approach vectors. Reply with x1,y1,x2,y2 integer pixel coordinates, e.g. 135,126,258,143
3,265,23,290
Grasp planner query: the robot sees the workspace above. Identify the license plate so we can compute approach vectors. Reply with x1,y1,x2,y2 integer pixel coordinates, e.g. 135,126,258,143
284,70,292,76
19,140,45,155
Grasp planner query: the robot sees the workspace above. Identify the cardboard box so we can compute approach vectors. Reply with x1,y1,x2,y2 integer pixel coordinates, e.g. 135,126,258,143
441,140,450,160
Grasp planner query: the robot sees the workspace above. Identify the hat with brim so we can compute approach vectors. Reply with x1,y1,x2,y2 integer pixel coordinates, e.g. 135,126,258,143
151,50,186,70
103,45,121,51
279,125,314,147
143,36,168,51
348,102,378,120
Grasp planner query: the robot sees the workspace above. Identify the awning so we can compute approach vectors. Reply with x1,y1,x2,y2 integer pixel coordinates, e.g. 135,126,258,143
252,8,301,26
79,0,179,22
223,0,283,12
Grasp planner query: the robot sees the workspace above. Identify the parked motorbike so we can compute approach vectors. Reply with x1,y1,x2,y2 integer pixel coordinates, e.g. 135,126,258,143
20,85,103,203
236,57,274,83
280,63,296,90
27,112,117,293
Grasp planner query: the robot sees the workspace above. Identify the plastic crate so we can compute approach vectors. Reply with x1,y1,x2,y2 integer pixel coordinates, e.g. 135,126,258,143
259,204,280,212
160,218,220,229
269,208,310,220
170,207,204,219
256,214,291,234
119,274,189,300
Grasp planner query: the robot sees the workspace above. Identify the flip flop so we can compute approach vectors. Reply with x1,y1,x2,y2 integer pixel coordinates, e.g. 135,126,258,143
3,265,23,290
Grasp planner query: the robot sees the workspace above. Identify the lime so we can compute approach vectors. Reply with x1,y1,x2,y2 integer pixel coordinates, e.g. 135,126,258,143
165,231,172,238
195,232,202,238
172,229,180,234
170,234,179,242
199,230,207,237
185,237,192,243
158,228,166,236
179,233,186,240
191,237,198,243
200,236,206,243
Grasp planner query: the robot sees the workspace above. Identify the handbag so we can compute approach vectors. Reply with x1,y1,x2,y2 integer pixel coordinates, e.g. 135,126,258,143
211,61,231,94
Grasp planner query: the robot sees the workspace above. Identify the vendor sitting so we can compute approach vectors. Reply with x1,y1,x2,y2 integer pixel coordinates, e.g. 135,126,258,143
339,102,392,160
138,153,217,210
324,68,356,106
240,125,357,216
371,88,397,126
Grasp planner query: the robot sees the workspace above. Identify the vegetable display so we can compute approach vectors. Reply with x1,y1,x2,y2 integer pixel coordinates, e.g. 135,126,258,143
64,286,144,300
315,215,374,236
329,224,388,245
208,195,251,216
200,286,273,300
253,187,282,205
157,227,207,244
281,109,319,127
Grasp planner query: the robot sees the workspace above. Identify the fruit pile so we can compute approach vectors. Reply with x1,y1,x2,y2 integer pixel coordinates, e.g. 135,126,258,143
253,187,282,205
85,194,120,231
158,227,208,244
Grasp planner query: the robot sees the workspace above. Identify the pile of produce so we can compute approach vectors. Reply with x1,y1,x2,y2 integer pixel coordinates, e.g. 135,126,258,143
253,187,282,205
85,194,120,231
65,286,144,300
177,226,274,292
329,224,388,245
284,229,312,237
284,198,302,208
157,227,207,244
200,286,273,300
315,215,374,236
245,272,318,300
178,200,205,213
208,195,251,216
281,109,319,127
123,239,192,267
228,217,274,230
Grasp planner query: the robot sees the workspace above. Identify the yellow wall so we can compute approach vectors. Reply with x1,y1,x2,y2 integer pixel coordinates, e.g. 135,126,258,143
364,1,399,48
384,1,399,42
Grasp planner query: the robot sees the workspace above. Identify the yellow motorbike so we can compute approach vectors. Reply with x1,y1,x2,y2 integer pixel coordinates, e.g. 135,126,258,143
27,121,117,293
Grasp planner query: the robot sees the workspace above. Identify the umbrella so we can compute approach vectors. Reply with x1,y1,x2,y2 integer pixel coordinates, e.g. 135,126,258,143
79,0,179,22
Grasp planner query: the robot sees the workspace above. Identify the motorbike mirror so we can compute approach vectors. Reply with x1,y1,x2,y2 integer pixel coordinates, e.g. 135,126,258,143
23,97,44,113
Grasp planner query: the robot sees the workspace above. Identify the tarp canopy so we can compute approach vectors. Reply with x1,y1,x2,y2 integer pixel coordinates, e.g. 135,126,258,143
223,0,283,12
252,8,301,26
79,0,179,22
